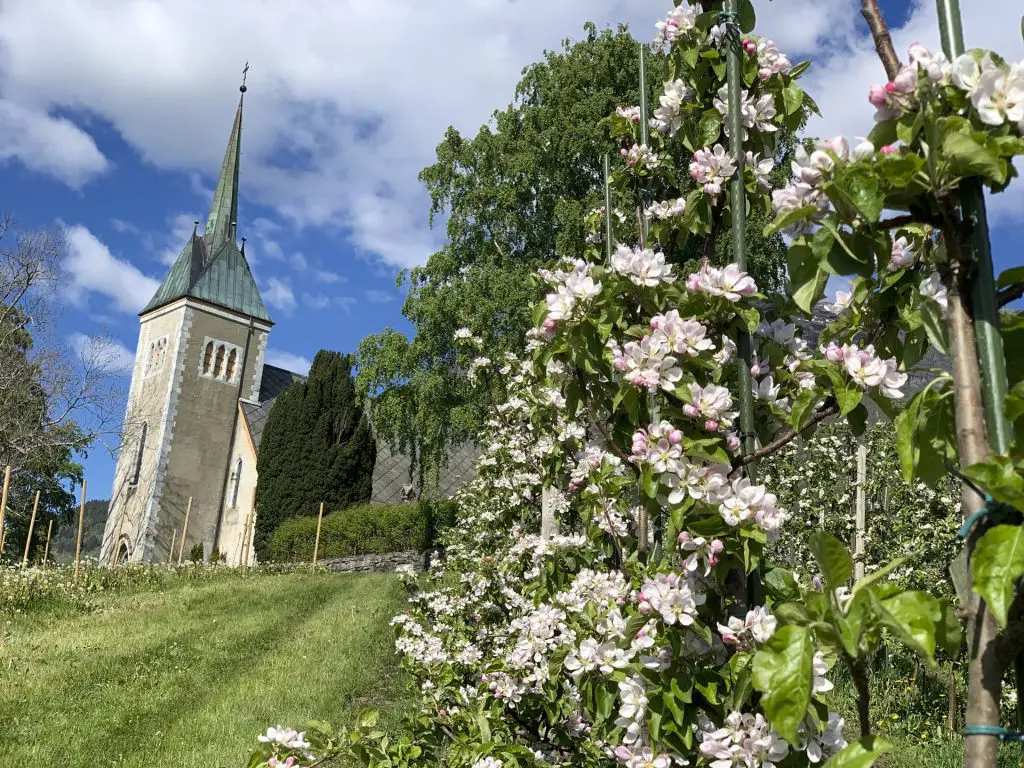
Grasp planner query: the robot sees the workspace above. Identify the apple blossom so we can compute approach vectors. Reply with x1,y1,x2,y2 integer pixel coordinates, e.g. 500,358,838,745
645,197,687,220
652,5,697,49
920,271,949,312
621,143,660,170
689,144,736,198
889,235,916,269
611,244,677,286
650,78,693,135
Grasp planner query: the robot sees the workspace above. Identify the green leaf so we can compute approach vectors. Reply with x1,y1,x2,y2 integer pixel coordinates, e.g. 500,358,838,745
737,0,756,32
941,119,1005,184
810,532,853,588
935,599,963,658
997,264,1024,289
752,625,814,744
823,736,893,768
877,590,942,662
782,84,803,116
963,454,1024,510
764,567,801,601
697,109,723,147
970,524,1024,629
847,402,868,437
920,299,949,355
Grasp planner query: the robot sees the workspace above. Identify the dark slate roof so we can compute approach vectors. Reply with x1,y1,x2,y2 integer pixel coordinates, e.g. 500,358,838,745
371,439,479,505
240,364,306,451
141,234,272,322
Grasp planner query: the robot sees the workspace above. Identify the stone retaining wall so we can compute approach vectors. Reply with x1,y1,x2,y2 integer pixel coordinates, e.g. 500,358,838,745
318,549,428,574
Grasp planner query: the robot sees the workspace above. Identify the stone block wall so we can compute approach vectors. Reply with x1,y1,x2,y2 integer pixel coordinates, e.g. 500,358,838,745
318,549,429,574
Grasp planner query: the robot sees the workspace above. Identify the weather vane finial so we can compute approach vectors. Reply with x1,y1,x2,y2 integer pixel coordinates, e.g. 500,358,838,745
240,61,250,93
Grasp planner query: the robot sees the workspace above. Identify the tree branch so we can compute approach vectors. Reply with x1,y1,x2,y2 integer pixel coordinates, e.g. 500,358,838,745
734,398,839,466
860,0,902,81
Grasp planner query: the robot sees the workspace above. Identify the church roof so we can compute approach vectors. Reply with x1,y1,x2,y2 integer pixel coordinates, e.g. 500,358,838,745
141,88,271,323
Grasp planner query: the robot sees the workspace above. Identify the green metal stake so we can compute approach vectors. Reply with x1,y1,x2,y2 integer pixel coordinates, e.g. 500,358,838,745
604,153,615,265
936,0,1019,749
638,42,651,246
723,0,759,605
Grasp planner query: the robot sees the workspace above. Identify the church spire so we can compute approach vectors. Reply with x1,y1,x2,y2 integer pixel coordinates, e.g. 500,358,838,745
204,64,248,249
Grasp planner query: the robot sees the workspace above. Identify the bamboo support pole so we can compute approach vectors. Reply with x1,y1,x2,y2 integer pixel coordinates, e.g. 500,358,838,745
240,489,256,572
73,480,87,583
0,465,11,558
167,530,177,565
21,490,40,570
636,42,652,560
853,443,868,581
43,519,53,565
177,496,193,565
311,501,325,568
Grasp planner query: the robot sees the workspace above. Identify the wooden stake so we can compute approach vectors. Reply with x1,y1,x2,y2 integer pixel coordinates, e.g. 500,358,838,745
21,490,40,570
854,442,868,581
240,488,255,571
177,496,193,565
311,501,325,569
43,519,53,566
73,480,87,583
0,465,11,557
167,529,177,564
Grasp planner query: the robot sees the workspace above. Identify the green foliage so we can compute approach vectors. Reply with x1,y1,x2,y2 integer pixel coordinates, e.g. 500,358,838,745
0,570,411,768
254,350,376,559
357,23,793,483
189,542,204,563
267,502,433,562
970,524,1024,629
752,625,814,744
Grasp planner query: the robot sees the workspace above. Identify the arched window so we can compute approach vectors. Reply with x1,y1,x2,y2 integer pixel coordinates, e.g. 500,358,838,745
226,348,238,382
214,345,226,378
203,342,214,374
130,423,147,486
230,457,243,507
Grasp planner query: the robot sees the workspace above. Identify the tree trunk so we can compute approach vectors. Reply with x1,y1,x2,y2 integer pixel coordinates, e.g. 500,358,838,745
944,244,1001,768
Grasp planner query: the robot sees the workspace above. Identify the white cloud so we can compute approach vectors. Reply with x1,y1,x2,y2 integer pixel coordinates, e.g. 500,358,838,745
263,276,296,313
64,225,161,314
314,269,345,284
0,98,109,187
334,296,357,314
364,288,394,304
300,292,330,310
159,212,200,265
69,332,135,373
0,0,665,269
265,347,311,375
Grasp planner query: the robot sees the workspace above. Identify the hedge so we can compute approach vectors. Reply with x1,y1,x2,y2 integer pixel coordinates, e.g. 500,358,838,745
267,498,458,562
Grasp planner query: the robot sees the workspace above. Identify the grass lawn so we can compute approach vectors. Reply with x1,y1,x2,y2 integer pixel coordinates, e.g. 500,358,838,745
0,571,410,768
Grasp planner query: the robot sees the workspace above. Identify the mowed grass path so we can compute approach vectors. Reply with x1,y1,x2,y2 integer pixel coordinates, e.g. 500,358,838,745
0,572,409,768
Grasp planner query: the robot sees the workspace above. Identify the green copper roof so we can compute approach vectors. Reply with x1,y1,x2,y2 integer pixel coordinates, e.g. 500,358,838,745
205,96,243,249
141,89,272,324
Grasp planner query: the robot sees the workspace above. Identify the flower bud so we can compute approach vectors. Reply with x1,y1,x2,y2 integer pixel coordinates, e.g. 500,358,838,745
851,137,875,160
631,374,646,388
668,429,683,445
880,144,897,155
683,404,699,418
867,84,888,108
705,419,719,432
677,531,692,544
726,434,741,452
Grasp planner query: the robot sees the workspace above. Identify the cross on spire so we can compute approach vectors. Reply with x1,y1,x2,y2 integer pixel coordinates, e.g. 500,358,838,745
240,62,250,93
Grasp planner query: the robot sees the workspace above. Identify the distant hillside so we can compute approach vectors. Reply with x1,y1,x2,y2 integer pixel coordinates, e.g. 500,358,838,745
51,499,109,562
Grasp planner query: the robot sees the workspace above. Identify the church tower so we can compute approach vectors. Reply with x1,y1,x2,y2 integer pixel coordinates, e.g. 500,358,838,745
101,80,273,565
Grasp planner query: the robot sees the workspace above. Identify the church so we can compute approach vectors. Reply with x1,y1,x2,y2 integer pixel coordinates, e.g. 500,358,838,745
99,82,475,567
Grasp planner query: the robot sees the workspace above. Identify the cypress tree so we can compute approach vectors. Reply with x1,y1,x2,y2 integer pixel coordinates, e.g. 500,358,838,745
254,350,376,558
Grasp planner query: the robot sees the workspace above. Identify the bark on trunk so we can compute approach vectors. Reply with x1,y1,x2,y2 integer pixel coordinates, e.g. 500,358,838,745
943,245,1001,768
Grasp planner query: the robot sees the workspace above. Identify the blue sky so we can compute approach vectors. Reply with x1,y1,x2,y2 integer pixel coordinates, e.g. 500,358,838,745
0,0,1021,500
